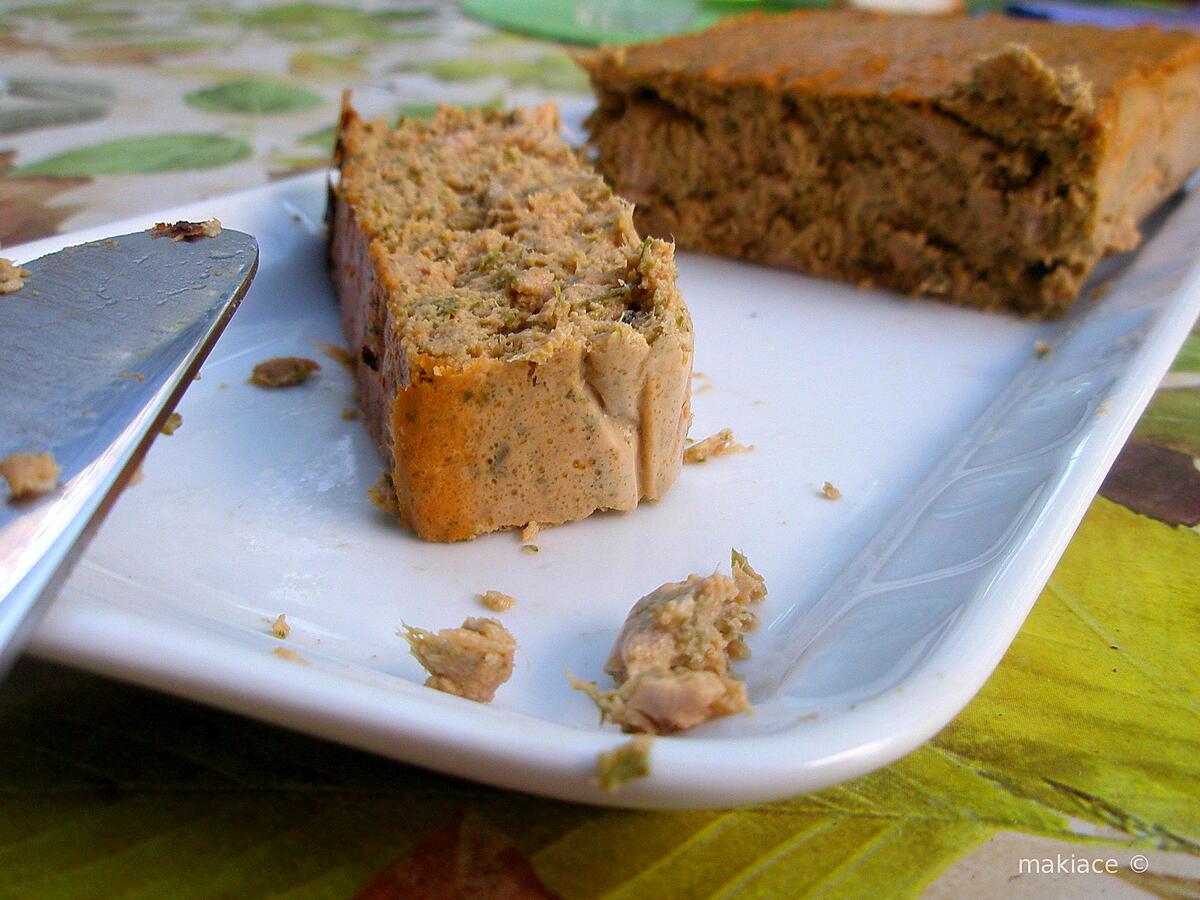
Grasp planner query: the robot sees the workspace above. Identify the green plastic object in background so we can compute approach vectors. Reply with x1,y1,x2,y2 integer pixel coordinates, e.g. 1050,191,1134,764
459,0,811,46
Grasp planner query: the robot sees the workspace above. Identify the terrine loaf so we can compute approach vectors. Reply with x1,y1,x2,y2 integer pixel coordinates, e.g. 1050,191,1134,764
579,12,1200,317
330,102,693,541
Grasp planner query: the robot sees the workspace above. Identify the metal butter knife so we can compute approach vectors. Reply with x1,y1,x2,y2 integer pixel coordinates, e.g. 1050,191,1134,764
0,225,259,673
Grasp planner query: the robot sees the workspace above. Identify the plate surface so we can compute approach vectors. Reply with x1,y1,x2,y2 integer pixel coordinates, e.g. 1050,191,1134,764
17,173,1200,809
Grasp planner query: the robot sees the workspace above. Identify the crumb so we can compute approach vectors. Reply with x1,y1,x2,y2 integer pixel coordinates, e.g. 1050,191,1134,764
479,590,516,613
1034,340,1051,358
820,481,842,500
368,472,400,514
193,372,202,381
160,412,182,435
1,451,60,499
402,617,516,703
521,544,540,554
270,614,291,639
521,521,541,544
250,356,321,388
272,646,307,664
1088,279,1114,301
683,428,752,463
116,370,146,382
312,339,356,373
340,407,360,420
1097,405,1109,414
149,219,221,241
596,735,652,792
0,258,30,294
571,549,766,734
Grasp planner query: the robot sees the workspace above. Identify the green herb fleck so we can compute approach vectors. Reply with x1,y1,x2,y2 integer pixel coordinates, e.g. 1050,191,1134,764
597,735,652,792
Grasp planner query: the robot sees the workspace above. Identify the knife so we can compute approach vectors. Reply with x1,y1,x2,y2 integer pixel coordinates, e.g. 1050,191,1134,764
0,224,259,674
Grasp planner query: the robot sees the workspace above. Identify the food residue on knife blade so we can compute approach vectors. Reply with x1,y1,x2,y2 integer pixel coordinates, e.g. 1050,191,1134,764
160,412,182,435
0,258,30,294
0,451,60,500
148,219,222,242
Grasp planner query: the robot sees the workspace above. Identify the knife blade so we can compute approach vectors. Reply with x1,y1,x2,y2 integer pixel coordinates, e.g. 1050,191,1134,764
0,225,259,673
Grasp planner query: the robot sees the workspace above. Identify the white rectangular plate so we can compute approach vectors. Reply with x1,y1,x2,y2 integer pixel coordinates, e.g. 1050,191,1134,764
18,173,1200,809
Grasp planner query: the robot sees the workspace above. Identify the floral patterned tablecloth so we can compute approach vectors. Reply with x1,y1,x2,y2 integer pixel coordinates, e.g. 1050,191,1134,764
2,1,1198,897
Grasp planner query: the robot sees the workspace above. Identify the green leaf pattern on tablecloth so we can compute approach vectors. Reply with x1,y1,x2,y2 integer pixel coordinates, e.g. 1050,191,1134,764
0,78,114,135
1169,324,1200,373
287,49,368,80
1132,388,1200,459
186,79,326,116
13,133,253,176
404,52,592,92
239,2,437,42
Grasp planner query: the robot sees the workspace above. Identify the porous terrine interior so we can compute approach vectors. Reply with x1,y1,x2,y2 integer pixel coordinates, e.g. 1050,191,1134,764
332,103,693,541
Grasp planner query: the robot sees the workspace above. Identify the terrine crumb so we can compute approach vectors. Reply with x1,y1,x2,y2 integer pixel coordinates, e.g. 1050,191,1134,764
521,522,541,545
271,646,307,664
580,12,1200,317
270,614,291,639
368,472,400,514
313,340,356,373
160,412,182,436
1034,340,1052,358
683,428,751,463
572,549,767,734
402,617,516,703
1,451,60,499
479,590,517,613
149,219,222,241
820,481,842,500
596,735,653,791
250,357,321,388
0,258,30,294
